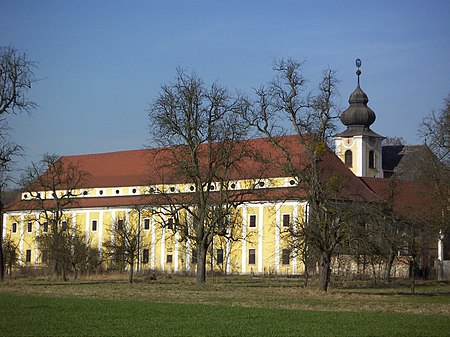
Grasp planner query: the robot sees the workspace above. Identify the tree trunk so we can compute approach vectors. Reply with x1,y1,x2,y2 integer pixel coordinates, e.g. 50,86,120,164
319,252,331,292
385,250,395,282
196,245,208,284
0,200,4,281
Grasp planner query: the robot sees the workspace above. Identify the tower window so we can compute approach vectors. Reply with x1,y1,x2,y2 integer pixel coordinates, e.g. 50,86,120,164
344,150,352,167
368,150,375,169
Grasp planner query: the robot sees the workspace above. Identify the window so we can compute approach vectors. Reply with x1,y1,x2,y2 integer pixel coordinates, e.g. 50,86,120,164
142,249,149,264
92,220,97,231
282,249,290,265
117,219,124,231
368,150,375,169
167,218,174,230
144,218,150,230
12,222,17,234
166,254,173,264
248,249,256,265
216,248,224,265
43,221,48,233
344,150,352,167
191,248,197,264
61,220,68,231
282,214,290,228
41,250,48,264
249,214,256,228
27,221,33,233
25,249,31,263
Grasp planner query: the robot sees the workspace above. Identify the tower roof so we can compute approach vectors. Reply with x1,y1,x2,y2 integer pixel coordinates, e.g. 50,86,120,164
336,59,383,138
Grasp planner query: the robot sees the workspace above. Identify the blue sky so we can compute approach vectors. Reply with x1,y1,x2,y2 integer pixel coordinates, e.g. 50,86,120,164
2,0,449,170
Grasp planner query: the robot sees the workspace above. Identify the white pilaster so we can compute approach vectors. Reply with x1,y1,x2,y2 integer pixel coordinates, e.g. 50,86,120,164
258,205,263,273
241,206,247,273
275,204,281,273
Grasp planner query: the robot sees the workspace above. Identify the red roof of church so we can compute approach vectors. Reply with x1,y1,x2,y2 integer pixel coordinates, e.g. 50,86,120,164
6,136,382,211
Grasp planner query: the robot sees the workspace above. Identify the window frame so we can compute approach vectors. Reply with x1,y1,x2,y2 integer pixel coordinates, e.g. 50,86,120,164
27,221,33,233
166,254,173,264
11,222,17,234
248,248,256,265
142,248,149,264
91,220,98,232
282,214,290,228
344,150,352,167
144,218,150,231
282,248,290,265
216,248,224,265
25,249,32,263
368,150,375,169
249,214,257,228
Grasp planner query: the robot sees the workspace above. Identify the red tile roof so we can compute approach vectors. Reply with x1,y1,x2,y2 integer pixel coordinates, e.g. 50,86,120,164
6,136,381,211
360,177,445,222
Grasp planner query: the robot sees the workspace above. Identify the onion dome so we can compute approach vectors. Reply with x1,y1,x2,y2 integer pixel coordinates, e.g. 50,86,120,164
336,59,383,138
340,85,376,127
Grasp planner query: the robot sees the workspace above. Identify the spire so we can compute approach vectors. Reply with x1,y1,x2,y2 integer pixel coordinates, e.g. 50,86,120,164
337,59,382,138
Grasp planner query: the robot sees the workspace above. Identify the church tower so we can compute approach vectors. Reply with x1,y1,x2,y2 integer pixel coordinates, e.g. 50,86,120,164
334,59,385,177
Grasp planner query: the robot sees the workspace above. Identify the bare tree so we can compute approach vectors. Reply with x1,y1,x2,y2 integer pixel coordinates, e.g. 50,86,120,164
21,154,89,280
148,68,252,284
420,94,450,166
103,217,141,283
241,59,368,291
0,46,36,281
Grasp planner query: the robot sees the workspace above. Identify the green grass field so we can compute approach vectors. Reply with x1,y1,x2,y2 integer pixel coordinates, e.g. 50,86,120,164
1,275,449,336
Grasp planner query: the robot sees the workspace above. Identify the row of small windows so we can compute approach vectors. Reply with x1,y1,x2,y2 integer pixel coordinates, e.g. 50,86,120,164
344,150,376,169
139,248,291,266
22,178,299,200
11,214,292,234
20,247,291,266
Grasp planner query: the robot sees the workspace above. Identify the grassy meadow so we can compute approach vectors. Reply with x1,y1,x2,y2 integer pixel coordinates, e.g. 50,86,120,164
0,274,449,336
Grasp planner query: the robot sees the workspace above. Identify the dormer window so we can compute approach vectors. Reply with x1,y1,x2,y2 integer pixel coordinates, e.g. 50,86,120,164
345,150,353,167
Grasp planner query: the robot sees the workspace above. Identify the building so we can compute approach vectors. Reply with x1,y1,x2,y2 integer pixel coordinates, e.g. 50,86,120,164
3,66,447,278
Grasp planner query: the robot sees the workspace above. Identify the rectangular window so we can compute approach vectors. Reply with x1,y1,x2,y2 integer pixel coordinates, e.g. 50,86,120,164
43,221,48,233
191,248,197,264
144,218,150,230
282,249,290,265
166,254,173,264
167,218,174,230
249,214,256,228
142,249,149,264
248,248,256,265
117,219,124,231
61,220,68,231
282,214,290,228
41,250,48,264
92,220,98,231
216,248,224,265
12,222,17,234
25,249,31,263
27,221,33,233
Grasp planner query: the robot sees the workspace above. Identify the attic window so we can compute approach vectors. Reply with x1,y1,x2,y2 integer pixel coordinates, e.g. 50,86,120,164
258,181,265,187
23,194,28,199
345,150,353,167
289,179,296,186
115,189,120,195
209,184,215,191
230,183,236,189
132,188,137,194
189,185,195,191
149,187,155,193
99,190,104,195
170,186,175,192
83,191,88,196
